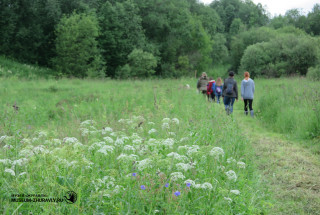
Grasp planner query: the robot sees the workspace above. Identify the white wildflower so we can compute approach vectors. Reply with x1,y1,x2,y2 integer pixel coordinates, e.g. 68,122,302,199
89,142,104,151
162,138,175,148
162,122,170,130
0,159,12,165
114,138,124,147
63,137,79,145
170,172,185,181
162,118,171,123
167,152,188,162
230,190,240,195
80,128,89,136
218,165,225,171
148,129,157,134
124,145,136,152
37,131,48,138
227,157,236,164
5,168,15,176
225,170,237,182
237,161,246,169
136,158,152,171
187,145,200,156
209,147,225,159
171,118,179,125
103,137,114,144
0,135,7,143
97,145,115,155
147,122,155,125
224,197,232,203
104,127,113,133
201,182,213,190
32,137,39,143
113,185,124,194
19,148,34,157
194,184,202,189
33,145,49,154
147,138,159,146
18,172,27,177
12,158,28,166
20,138,31,144
168,132,176,136
3,144,13,149
132,139,142,144
176,163,193,172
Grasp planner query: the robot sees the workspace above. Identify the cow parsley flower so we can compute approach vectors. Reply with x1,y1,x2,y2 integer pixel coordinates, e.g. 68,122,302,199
227,157,236,164
63,137,79,145
103,136,114,144
80,120,96,127
148,129,157,134
230,190,240,195
187,145,200,156
162,118,171,123
162,138,175,148
147,122,155,125
124,145,136,152
176,163,194,172
0,135,7,143
97,145,115,155
225,170,237,182
3,144,13,149
170,172,185,181
162,123,170,130
114,138,124,147
237,161,246,169
171,118,179,125
0,159,12,165
12,158,28,166
224,197,232,203
209,147,225,159
136,158,152,171
201,182,213,190
5,168,15,176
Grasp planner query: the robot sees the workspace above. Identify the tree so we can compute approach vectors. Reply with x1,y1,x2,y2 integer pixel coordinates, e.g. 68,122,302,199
54,12,104,77
127,49,157,77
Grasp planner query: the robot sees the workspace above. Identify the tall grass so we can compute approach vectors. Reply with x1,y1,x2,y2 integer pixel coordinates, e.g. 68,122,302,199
0,56,54,79
0,78,269,214
254,78,320,139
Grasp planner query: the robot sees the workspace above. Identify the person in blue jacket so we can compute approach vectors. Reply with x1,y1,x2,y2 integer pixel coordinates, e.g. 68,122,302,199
241,71,255,117
214,77,223,104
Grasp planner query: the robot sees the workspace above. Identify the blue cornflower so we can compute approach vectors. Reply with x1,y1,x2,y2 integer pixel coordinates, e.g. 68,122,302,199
174,191,181,196
132,173,137,176
186,183,191,187
165,183,169,188
140,185,146,190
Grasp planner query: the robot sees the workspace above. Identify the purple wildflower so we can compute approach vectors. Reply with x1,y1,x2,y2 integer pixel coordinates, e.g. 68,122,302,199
132,173,137,176
165,183,169,188
140,185,146,190
174,191,181,196
186,183,191,187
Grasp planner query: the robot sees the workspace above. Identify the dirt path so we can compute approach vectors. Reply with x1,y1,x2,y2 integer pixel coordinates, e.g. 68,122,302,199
236,115,320,214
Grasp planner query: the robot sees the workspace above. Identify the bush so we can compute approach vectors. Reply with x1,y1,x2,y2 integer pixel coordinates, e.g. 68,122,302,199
127,49,157,78
307,66,320,81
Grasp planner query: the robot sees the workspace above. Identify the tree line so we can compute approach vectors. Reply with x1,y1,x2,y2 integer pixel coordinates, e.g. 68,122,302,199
0,0,319,78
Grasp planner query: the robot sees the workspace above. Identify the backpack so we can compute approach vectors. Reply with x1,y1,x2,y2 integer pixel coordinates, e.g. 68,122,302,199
215,86,221,95
226,82,234,95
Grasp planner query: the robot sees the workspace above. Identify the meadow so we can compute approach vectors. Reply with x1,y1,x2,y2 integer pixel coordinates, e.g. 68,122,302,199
0,78,269,214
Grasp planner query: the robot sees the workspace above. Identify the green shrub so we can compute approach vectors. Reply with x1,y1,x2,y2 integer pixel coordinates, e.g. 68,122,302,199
307,66,320,81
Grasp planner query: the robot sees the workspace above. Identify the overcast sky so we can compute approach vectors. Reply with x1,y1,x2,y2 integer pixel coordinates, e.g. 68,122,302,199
199,0,319,16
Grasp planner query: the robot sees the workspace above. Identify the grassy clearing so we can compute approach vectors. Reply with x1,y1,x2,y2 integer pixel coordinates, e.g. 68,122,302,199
236,113,320,215
0,78,269,214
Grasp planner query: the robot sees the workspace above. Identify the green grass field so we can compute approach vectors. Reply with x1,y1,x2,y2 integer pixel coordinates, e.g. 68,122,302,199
1,58,320,214
0,78,271,214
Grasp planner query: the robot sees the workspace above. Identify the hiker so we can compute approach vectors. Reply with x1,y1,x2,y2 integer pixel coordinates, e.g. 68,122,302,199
197,72,209,95
241,71,255,117
222,71,238,115
207,78,215,102
215,77,223,104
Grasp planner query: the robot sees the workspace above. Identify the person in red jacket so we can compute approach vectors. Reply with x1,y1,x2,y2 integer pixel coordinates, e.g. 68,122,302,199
207,78,215,102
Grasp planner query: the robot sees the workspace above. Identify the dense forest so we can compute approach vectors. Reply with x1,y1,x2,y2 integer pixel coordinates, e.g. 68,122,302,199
0,0,320,79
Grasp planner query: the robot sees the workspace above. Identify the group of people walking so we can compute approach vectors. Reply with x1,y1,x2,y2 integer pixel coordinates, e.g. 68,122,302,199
197,71,255,117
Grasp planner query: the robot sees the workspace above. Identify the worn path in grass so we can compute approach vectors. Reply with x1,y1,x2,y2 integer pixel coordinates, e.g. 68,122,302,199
234,109,320,214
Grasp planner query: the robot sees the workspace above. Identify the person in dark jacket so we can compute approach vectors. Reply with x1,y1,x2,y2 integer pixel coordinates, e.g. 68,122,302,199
197,72,209,95
222,71,238,115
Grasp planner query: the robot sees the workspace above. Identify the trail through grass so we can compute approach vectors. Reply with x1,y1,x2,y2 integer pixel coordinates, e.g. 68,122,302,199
234,107,320,214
